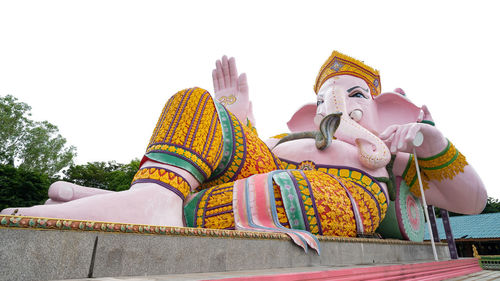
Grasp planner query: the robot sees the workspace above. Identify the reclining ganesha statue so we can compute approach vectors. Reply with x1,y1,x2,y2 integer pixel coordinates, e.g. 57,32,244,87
1,51,487,253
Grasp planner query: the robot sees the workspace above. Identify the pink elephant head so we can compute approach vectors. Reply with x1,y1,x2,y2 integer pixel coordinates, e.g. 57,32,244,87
287,75,423,170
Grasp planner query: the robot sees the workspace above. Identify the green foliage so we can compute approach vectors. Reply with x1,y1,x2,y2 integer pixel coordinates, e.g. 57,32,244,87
63,159,140,191
0,164,54,211
482,197,500,214
0,95,76,176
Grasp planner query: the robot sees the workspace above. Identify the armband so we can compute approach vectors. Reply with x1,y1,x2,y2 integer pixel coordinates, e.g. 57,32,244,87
402,140,467,196
419,120,435,126
417,140,468,182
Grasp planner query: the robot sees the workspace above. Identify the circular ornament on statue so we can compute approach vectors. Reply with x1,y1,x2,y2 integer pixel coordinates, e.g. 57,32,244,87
396,177,425,241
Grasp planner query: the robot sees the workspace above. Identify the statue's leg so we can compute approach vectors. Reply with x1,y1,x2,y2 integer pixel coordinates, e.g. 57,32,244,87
1,87,283,226
1,88,221,225
0,169,188,226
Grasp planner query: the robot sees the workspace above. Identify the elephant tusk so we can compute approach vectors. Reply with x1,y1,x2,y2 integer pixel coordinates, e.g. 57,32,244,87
274,131,318,147
273,113,342,151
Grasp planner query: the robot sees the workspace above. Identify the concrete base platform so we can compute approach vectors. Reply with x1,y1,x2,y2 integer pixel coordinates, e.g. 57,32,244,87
0,215,450,281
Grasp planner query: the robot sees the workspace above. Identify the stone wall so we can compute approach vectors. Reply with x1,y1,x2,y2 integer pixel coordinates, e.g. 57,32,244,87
0,227,450,281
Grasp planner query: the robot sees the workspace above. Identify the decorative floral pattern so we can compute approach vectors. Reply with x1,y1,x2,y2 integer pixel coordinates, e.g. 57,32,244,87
143,88,223,182
201,109,282,189
298,161,316,171
314,50,381,97
191,182,234,229
131,166,191,200
270,159,388,236
273,182,290,228
340,179,381,234
290,170,321,235
246,119,258,136
304,170,357,237
327,167,388,221
418,141,467,181
403,140,467,196
0,214,438,246
236,121,283,179
200,110,246,189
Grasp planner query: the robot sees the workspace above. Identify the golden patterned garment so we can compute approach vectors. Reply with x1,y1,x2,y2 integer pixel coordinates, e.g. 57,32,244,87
185,169,387,237
135,87,387,237
134,87,282,199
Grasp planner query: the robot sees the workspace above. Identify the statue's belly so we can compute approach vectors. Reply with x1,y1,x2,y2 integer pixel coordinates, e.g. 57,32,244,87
271,139,389,178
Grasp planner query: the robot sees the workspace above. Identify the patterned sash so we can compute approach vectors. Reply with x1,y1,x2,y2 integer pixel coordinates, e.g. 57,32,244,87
233,172,320,254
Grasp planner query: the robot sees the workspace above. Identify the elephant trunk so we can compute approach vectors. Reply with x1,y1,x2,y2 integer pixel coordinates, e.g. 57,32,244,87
327,85,391,170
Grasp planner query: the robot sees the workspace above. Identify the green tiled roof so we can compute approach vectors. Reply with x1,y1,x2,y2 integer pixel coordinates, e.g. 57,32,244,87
424,212,500,240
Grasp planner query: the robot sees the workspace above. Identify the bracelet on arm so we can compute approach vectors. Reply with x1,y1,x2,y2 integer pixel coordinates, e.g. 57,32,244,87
419,120,435,126
402,154,430,197
417,140,468,182
402,140,468,197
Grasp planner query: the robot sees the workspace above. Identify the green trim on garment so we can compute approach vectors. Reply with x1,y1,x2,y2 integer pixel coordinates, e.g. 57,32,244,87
145,152,204,183
209,102,235,180
184,190,207,227
272,171,306,231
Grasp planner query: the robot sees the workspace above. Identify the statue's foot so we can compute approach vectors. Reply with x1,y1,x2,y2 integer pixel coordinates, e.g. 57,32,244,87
1,183,184,226
48,181,114,202
1,208,19,215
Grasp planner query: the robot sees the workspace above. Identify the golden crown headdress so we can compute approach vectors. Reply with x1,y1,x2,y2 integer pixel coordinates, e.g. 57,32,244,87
314,51,381,97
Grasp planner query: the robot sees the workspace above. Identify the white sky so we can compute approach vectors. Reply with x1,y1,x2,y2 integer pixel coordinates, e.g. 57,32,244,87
1,1,499,200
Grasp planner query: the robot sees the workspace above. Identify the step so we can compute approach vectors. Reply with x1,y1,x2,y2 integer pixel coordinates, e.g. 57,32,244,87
211,259,482,281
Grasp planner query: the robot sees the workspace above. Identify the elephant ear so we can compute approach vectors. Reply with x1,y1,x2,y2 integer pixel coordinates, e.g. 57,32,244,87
372,92,423,134
287,103,318,132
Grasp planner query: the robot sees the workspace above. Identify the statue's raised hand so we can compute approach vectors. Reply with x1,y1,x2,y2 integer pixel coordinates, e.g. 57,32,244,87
212,56,254,126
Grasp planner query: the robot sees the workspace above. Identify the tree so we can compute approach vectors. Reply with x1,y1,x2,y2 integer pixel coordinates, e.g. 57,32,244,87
63,159,140,191
0,95,76,176
0,164,52,210
481,197,500,214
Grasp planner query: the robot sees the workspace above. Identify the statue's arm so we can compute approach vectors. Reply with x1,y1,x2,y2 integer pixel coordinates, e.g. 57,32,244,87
385,106,487,214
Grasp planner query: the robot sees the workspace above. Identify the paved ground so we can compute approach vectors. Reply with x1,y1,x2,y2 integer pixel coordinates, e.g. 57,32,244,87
62,266,355,280
61,267,500,281
446,270,500,280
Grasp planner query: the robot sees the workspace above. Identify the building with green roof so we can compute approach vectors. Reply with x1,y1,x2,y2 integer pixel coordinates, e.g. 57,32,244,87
425,212,500,257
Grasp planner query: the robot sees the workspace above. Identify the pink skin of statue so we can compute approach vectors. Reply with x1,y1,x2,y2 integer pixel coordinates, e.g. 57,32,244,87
212,55,255,126
1,161,198,226
275,74,487,214
0,56,487,226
